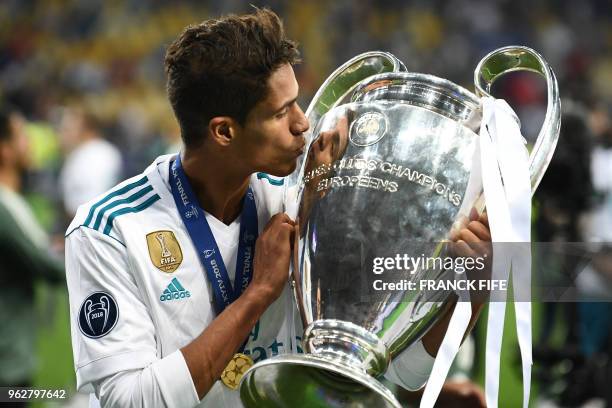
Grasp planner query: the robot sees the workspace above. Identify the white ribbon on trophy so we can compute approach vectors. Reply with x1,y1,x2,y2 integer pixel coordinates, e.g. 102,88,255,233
420,97,532,408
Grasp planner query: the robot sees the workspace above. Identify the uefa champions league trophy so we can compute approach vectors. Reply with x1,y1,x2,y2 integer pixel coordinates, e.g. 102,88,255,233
240,47,560,407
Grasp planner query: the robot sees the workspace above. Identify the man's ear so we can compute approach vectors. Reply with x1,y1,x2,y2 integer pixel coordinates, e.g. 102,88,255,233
208,117,238,147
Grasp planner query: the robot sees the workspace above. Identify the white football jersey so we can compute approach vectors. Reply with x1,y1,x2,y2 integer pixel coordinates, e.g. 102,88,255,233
66,154,302,407
66,154,432,408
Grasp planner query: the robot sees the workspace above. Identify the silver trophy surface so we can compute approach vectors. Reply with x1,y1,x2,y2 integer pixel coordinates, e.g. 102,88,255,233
240,47,560,407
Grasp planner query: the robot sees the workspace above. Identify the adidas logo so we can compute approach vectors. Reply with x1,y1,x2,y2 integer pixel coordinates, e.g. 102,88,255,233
160,277,191,302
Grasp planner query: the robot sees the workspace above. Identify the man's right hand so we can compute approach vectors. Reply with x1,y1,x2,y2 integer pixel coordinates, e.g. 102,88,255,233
247,213,295,304
182,212,296,399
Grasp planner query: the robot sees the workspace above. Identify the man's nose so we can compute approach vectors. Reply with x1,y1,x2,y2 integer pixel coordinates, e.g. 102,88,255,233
292,105,310,135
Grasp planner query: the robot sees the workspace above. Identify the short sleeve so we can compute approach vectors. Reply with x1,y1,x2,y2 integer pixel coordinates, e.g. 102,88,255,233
65,226,158,392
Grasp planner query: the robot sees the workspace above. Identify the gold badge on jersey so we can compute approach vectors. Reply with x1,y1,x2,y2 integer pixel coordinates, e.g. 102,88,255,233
221,353,254,390
146,230,183,273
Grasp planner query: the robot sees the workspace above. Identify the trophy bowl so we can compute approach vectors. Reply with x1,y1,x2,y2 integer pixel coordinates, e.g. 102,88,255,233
240,47,560,408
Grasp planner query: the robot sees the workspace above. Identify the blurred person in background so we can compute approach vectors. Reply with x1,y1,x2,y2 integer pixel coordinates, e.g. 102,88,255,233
533,102,612,406
588,106,612,252
567,105,612,406
0,104,64,392
532,103,594,405
58,106,123,219
534,103,594,346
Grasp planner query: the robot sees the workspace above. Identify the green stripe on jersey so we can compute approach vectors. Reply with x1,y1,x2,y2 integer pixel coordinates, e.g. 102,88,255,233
256,172,284,186
102,194,161,236
92,185,154,230
84,176,149,227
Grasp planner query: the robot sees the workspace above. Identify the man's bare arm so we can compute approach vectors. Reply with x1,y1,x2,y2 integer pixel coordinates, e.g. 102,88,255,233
181,213,295,398
422,210,491,357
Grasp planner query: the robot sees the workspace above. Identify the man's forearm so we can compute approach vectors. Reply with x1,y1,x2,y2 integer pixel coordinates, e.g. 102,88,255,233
422,213,491,357
422,297,484,357
181,286,273,399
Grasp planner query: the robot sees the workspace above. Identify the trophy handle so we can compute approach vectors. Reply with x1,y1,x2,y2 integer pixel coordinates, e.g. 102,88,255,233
305,51,406,123
284,52,406,214
474,46,561,192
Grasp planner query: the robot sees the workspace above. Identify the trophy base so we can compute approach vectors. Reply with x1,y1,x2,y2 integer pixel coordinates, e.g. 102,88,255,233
303,319,389,376
239,354,402,408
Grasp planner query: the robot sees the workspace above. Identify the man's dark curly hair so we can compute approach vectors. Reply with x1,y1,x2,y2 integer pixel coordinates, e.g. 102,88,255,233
164,8,300,148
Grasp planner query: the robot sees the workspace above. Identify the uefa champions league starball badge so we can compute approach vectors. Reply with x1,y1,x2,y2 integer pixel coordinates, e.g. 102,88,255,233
221,353,254,389
349,111,388,147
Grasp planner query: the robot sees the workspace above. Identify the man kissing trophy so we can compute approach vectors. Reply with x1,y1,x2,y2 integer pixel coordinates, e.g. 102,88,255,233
240,47,560,408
